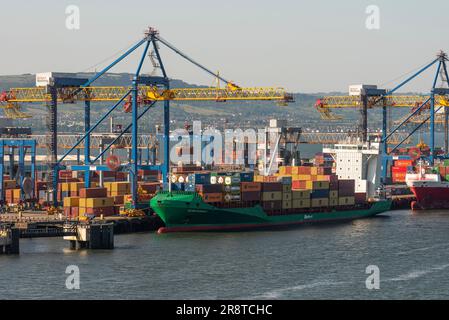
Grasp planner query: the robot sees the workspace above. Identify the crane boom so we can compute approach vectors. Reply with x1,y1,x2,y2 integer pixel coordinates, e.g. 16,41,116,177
316,94,448,109
3,86,290,103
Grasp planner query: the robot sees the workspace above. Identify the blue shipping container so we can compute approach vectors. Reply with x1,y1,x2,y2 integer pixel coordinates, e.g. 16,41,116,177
311,189,329,199
188,173,211,185
240,172,254,182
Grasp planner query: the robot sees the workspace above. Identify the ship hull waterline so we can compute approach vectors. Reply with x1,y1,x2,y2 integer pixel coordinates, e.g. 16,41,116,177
150,192,392,233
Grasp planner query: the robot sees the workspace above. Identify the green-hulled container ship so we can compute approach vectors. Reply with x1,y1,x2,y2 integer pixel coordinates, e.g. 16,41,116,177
150,191,392,233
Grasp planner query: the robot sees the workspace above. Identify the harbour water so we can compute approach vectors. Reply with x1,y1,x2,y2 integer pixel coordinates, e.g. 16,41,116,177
1,209,449,299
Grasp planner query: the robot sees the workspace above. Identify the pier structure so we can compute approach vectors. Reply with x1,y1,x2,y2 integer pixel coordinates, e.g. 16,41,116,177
64,222,114,250
0,226,20,254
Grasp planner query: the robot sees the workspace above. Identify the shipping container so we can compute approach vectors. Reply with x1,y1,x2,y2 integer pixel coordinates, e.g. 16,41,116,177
282,200,292,209
79,187,108,198
282,191,292,201
63,197,79,207
239,172,254,182
392,166,407,173
79,197,114,208
329,190,338,199
223,193,241,202
188,172,211,185
83,206,115,216
282,184,292,193
261,182,282,192
224,185,241,193
262,200,282,210
202,193,223,203
2,180,16,189
311,189,330,199
338,196,355,206
240,182,261,192
338,180,355,196
113,195,124,205
311,198,329,208
292,180,307,190
196,184,223,193
292,198,310,208
138,182,160,193
394,160,414,167
306,181,329,190
292,190,310,200
292,174,312,181
261,191,282,201
241,191,260,201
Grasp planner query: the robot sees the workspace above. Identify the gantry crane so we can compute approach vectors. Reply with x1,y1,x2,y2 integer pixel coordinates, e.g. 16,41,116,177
315,51,449,180
0,27,293,208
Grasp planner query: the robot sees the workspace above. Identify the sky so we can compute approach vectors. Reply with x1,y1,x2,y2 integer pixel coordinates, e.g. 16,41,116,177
1,0,448,93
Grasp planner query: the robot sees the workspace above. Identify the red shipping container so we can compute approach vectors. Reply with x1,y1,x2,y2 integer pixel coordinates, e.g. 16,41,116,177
292,180,307,190
69,190,78,197
71,207,79,218
63,207,71,217
392,166,407,173
113,195,124,205
138,169,160,176
297,166,312,174
392,172,406,183
35,181,48,190
241,191,261,201
84,206,115,216
394,160,413,167
241,182,261,192
261,182,282,192
79,187,108,198
59,170,73,179
139,182,160,193
316,167,333,175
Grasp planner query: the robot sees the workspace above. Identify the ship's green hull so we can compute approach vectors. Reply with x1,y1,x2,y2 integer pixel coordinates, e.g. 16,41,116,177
150,191,392,233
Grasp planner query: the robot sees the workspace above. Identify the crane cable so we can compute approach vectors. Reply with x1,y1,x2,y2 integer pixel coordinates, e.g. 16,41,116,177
380,59,437,88
155,35,235,87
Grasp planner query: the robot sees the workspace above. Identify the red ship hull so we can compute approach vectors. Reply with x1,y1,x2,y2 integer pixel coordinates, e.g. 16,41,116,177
409,182,449,210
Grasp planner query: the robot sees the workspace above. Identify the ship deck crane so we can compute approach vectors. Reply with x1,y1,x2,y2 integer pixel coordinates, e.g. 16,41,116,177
0,27,293,208
315,51,449,180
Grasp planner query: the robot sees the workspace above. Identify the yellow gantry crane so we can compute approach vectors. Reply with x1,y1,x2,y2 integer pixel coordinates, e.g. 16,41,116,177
2,84,290,105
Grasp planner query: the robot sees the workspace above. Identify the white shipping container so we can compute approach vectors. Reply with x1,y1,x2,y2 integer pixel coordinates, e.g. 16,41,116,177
35,72,77,87
348,84,377,96
269,119,287,128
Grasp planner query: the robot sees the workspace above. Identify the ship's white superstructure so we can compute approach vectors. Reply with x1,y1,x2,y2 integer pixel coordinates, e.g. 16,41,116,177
324,142,383,198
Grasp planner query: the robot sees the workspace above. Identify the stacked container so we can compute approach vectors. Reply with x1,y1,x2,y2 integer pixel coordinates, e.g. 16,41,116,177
261,182,282,211
391,160,413,183
79,187,117,218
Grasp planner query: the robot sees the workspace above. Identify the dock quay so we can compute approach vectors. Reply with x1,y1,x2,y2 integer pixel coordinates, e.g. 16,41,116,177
0,211,164,238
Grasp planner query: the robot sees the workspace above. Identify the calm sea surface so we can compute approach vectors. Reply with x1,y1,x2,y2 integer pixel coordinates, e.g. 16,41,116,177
1,209,449,299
